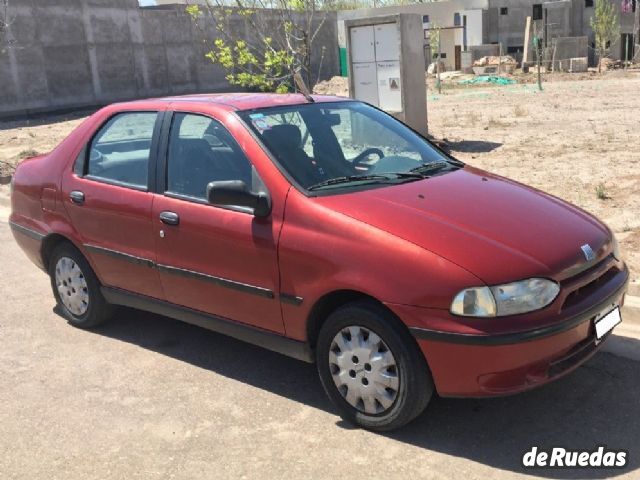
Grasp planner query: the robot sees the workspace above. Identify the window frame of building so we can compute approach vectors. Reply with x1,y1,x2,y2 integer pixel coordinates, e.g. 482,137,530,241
533,4,543,20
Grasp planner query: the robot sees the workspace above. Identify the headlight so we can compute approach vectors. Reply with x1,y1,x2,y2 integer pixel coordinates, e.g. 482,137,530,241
611,235,621,261
451,278,559,317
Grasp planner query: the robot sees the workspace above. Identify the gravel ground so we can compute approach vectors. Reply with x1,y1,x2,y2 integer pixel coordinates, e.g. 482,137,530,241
2,74,640,478
1,219,640,479
316,72,640,292
426,74,640,293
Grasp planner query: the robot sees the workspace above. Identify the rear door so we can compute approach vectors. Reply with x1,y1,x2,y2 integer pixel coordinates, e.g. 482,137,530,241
151,111,285,333
62,110,165,299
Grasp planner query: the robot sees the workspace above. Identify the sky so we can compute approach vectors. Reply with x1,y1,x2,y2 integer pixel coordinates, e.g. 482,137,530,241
139,0,157,6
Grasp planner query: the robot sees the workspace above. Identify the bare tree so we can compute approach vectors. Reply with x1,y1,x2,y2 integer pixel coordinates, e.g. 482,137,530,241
590,0,620,72
186,0,332,93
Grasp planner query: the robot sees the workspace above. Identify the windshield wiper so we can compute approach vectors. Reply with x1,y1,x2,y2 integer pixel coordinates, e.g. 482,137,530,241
307,174,395,191
408,161,455,175
391,172,428,179
306,164,457,191
379,162,458,182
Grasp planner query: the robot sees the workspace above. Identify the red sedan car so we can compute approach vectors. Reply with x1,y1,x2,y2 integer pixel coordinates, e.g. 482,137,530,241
10,94,628,430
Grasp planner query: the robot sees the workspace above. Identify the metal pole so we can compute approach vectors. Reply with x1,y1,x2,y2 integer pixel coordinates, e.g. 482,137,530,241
625,35,628,69
523,16,532,69
535,37,543,91
544,8,548,48
437,29,442,94
635,13,639,64
636,1,640,62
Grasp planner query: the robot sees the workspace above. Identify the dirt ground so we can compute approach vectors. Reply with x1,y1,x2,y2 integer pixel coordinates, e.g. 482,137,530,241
315,72,640,291
0,112,87,179
1,73,639,291
1,219,640,479
2,75,640,479
425,73,640,292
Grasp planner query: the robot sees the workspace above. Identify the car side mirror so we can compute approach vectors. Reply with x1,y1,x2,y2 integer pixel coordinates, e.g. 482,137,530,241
206,180,271,218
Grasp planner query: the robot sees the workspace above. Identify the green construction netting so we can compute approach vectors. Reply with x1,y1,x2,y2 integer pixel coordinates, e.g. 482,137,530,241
458,75,516,85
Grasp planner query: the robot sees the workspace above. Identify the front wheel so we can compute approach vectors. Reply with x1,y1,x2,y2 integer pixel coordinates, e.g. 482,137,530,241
316,301,434,431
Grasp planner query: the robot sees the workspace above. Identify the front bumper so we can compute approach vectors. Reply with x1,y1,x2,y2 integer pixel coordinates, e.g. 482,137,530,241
390,266,629,397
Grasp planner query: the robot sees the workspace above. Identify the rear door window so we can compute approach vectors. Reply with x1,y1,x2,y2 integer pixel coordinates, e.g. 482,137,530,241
87,112,159,189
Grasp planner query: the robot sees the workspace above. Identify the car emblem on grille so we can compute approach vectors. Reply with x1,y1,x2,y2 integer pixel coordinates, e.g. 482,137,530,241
581,244,595,262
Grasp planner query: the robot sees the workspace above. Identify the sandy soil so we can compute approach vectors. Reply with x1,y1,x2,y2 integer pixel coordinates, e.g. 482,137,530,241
1,217,639,480
0,112,88,178
2,74,639,290
315,72,640,290
425,74,640,291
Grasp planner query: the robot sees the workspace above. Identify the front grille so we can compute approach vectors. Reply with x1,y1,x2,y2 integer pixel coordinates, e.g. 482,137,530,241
561,263,618,311
563,254,613,284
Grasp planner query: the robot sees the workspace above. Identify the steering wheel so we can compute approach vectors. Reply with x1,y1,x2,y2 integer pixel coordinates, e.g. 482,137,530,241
352,148,384,172
88,148,105,174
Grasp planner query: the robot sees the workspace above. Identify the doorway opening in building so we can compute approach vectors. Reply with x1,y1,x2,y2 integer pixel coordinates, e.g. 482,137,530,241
621,33,635,62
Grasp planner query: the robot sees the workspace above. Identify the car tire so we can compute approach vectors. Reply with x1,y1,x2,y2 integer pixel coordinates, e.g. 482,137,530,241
48,242,114,329
316,300,434,431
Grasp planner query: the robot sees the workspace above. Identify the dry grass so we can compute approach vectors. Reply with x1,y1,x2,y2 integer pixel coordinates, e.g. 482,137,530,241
487,117,512,128
595,182,611,200
602,129,616,143
513,105,528,117
18,148,40,159
465,111,481,127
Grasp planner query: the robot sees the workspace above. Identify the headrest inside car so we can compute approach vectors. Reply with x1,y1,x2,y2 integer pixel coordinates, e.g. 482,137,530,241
263,124,302,152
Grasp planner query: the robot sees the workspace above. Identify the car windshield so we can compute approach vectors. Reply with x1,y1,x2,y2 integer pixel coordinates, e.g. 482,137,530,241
238,101,460,192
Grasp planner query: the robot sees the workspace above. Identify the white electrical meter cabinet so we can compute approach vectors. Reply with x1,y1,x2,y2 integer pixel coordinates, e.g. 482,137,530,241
345,14,427,135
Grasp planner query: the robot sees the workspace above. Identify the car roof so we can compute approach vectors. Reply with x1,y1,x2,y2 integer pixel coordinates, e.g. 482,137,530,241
119,93,352,112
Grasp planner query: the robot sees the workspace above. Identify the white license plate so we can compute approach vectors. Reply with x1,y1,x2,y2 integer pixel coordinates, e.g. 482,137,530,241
594,307,622,340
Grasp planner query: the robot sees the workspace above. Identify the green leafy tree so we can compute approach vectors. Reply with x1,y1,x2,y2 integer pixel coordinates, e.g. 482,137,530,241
428,22,440,58
428,22,442,93
590,0,620,72
187,1,331,93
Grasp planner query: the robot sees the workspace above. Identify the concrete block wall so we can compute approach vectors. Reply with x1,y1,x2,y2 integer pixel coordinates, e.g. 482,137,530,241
468,43,500,62
551,35,588,66
0,0,339,119
486,0,580,49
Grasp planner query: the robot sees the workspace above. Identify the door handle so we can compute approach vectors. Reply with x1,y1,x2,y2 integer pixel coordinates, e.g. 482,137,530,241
69,191,85,205
159,211,180,226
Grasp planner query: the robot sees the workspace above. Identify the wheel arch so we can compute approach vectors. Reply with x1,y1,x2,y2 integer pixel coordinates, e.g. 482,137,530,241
307,290,376,349
41,233,82,271
306,290,412,351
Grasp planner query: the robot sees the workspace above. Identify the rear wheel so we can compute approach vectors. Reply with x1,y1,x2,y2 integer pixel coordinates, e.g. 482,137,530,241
316,301,434,431
48,243,114,328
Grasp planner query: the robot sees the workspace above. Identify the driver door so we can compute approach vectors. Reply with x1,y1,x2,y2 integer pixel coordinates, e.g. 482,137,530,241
151,112,285,333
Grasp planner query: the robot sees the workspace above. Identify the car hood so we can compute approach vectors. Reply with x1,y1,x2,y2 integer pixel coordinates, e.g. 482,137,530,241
314,167,611,285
